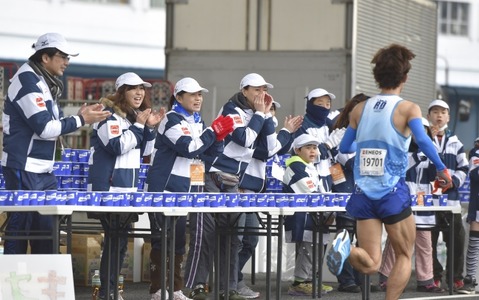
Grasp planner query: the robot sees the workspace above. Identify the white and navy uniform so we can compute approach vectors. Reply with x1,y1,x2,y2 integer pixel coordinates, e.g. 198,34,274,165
87,98,156,191
283,155,330,281
186,92,268,291
239,117,293,192
146,110,219,192
2,63,83,172
406,151,436,227
293,116,333,192
87,98,156,296
146,109,220,293
206,95,268,175
431,133,468,204
430,132,468,282
2,62,84,254
283,156,325,243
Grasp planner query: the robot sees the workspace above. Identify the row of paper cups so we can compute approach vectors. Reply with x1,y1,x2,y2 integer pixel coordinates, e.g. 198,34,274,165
0,191,352,208
411,194,448,206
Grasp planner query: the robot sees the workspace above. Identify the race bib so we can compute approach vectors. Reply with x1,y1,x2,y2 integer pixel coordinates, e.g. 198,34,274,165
359,148,387,176
190,160,205,186
330,163,346,185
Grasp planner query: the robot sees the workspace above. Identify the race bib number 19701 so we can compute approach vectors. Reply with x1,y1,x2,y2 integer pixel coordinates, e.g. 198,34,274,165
359,148,387,176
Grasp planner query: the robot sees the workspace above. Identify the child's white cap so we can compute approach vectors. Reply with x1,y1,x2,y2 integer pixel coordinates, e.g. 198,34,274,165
293,134,320,148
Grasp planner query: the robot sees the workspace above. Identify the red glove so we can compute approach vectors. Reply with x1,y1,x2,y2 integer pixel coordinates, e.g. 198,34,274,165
432,169,453,194
211,115,234,141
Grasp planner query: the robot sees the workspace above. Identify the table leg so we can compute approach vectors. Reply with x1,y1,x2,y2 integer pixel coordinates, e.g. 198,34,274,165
266,214,271,300
105,214,112,300
215,216,220,299
276,215,283,300
448,212,455,295
312,217,318,299
317,213,324,300
169,216,176,296
362,274,370,300
161,214,168,300
52,215,60,254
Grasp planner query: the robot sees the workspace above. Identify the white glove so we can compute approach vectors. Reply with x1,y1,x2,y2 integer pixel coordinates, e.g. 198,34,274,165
325,127,346,149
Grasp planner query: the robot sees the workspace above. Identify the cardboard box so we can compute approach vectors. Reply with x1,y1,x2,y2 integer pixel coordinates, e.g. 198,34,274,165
71,233,102,286
142,242,151,282
71,234,136,286
0,212,6,228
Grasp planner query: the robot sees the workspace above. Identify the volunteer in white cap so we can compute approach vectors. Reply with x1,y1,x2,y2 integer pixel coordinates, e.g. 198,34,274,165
88,72,164,299
2,33,110,256
426,98,469,292
147,77,233,300
184,73,274,300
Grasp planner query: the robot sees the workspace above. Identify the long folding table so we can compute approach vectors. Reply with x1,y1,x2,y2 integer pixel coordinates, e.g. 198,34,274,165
0,204,462,300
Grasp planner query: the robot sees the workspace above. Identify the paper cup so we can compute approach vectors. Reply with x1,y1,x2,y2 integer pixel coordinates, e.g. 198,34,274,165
163,193,176,207
255,194,267,207
0,190,12,206
410,194,418,206
323,194,335,207
44,190,57,206
193,193,206,207
239,194,250,207
151,193,164,207
275,194,288,207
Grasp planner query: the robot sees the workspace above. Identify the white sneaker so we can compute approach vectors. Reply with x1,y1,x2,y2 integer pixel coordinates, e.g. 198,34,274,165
237,281,260,299
173,290,193,300
151,289,169,300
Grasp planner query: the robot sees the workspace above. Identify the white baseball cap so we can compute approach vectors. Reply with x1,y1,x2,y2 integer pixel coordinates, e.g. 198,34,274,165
306,88,336,101
293,134,320,149
272,100,281,109
239,73,274,90
174,77,209,97
428,99,449,112
33,33,79,56
115,72,152,90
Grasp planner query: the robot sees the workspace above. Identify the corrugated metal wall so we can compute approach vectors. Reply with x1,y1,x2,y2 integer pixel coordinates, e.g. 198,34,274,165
353,0,437,112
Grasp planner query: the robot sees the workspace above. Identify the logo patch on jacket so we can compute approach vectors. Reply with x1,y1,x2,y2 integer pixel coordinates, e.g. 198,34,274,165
306,179,315,189
110,125,120,135
233,115,243,125
35,97,45,107
181,127,191,135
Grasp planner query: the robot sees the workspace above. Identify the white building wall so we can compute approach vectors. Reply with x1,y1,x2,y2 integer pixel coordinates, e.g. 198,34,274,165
0,0,166,69
437,0,479,88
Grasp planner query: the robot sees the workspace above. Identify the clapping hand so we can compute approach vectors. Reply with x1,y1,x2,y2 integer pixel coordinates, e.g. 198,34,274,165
136,108,151,125
146,107,166,128
77,103,111,125
284,115,303,133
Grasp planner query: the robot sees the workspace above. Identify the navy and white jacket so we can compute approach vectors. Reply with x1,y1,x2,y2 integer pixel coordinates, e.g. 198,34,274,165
88,98,156,192
432,133,468,203
146,110,221,193
293,116,333,192
239,117,293,192
283,155,329,243
2,63,83,173
406,150,436,227
205,92,268,175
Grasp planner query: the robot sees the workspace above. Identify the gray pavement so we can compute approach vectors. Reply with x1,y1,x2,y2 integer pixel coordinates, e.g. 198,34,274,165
75,272,478,300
